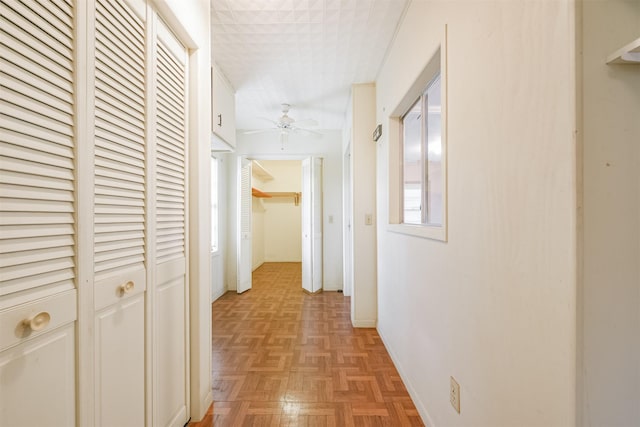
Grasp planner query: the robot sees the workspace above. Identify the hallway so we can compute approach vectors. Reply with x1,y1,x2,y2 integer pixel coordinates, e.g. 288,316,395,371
202,262,423,426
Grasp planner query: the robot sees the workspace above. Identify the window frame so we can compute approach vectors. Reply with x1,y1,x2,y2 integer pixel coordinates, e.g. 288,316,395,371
387,31,448,242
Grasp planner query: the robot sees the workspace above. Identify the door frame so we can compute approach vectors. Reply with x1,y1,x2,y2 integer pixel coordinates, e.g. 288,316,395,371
236,155,323,293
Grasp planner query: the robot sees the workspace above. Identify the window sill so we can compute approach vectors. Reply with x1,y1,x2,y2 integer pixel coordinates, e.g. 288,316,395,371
211,250,220,258
387,223,447,242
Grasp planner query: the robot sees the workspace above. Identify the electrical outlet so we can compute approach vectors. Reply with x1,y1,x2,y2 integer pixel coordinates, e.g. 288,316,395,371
450,376,460,413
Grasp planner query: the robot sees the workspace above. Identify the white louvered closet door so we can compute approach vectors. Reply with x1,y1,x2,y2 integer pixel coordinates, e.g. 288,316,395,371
154,19,189,427
93,0,146,425
0,0,77,425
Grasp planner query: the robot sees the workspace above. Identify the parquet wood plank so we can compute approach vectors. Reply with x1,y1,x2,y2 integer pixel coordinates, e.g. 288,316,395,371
189,262,424,426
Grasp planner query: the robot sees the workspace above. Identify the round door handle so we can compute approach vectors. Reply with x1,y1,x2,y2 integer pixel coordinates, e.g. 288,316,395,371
23,312,51,331
120,281,134,295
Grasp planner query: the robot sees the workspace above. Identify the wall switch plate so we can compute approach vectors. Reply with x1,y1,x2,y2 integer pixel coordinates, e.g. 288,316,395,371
365,214,373,225
328,215,334,224
450,376,460,413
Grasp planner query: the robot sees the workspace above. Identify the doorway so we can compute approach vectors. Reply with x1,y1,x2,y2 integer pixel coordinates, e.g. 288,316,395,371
237,157,323,294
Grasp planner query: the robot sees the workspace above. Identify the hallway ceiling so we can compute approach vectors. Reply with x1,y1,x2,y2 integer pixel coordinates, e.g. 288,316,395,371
210,0,409,131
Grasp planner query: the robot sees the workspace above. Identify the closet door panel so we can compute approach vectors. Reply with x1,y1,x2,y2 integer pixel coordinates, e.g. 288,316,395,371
95,292,145,427
154,19,188,427
0,0,77,424
93,0,146,424
0,323,75,426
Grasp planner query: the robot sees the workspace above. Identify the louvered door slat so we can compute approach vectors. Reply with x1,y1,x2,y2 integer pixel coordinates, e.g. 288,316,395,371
0,211,73,226
155,29,186,265
156,81,184,119
95,237,144,253
1,235,74,254
94,0,146,277
0,58,73,104
0,0,75,297
0,44,73,93
0,18,72,73
2,170,73,191
31,0,74,29
1,27,72,83
96,0,143,45
1,269,74,297
95,135,145,162
157,103,185,133
0,100,73,137
2,2,73,56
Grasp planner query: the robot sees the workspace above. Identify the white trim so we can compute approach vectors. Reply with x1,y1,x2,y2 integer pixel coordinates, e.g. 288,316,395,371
75,0,96,424
387,223,446,241
144,5,157,426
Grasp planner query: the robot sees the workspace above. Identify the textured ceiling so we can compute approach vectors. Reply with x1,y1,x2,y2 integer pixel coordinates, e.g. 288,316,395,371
211,0,409,130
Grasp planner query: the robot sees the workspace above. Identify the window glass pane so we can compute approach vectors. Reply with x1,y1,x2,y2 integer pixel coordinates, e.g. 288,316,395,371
402,99,422,224
425,74,442,226
210,157,219,252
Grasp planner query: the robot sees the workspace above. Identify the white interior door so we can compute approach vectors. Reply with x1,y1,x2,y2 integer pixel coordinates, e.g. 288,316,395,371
312,158,323,292
237,157,252,293
302,158,312,293
301,157,323,293
343,144,353,296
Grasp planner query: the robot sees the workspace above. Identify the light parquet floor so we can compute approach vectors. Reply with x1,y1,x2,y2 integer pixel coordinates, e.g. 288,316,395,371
191,262,424,426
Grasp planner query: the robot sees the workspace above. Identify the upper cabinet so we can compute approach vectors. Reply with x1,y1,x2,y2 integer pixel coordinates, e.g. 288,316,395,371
212,66,236,149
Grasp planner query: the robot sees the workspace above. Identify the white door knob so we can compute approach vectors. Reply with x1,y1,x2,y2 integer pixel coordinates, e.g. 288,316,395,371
23,312,51,331
119,281,134,295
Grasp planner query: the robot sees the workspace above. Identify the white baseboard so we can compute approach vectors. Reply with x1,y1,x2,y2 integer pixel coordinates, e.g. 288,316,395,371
211,287,226,303
323,282,343,291
377,327,434,427
351,318,377,328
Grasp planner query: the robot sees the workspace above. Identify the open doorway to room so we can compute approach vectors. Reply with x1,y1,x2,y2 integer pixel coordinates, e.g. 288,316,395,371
237,157,324,294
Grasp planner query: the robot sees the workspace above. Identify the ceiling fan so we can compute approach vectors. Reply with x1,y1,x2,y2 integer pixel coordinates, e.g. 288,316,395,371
244,104,321,136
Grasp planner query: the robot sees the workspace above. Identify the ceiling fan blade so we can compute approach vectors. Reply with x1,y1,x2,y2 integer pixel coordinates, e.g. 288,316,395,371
292,127,322,137
243,128,277,135
292,118,318,127
256,117,279,126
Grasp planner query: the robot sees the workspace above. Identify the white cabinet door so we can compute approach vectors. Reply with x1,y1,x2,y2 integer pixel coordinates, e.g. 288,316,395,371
0,324,76,427
212,66,236,148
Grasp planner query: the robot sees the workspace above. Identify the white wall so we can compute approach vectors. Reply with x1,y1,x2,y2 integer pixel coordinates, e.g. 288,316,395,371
227,131,344,291
581,1,640,425
211,153,229,302
375,1,577,426
350,84,378,326
260,160,302,263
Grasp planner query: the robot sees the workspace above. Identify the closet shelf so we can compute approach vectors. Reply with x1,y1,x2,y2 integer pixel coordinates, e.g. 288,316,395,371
607,37,640,64
251,189,301,206
252,161,274,181
251,187,272,198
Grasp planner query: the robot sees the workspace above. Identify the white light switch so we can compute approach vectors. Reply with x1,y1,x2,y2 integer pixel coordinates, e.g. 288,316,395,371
328,215,334,224
365,214,373,225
